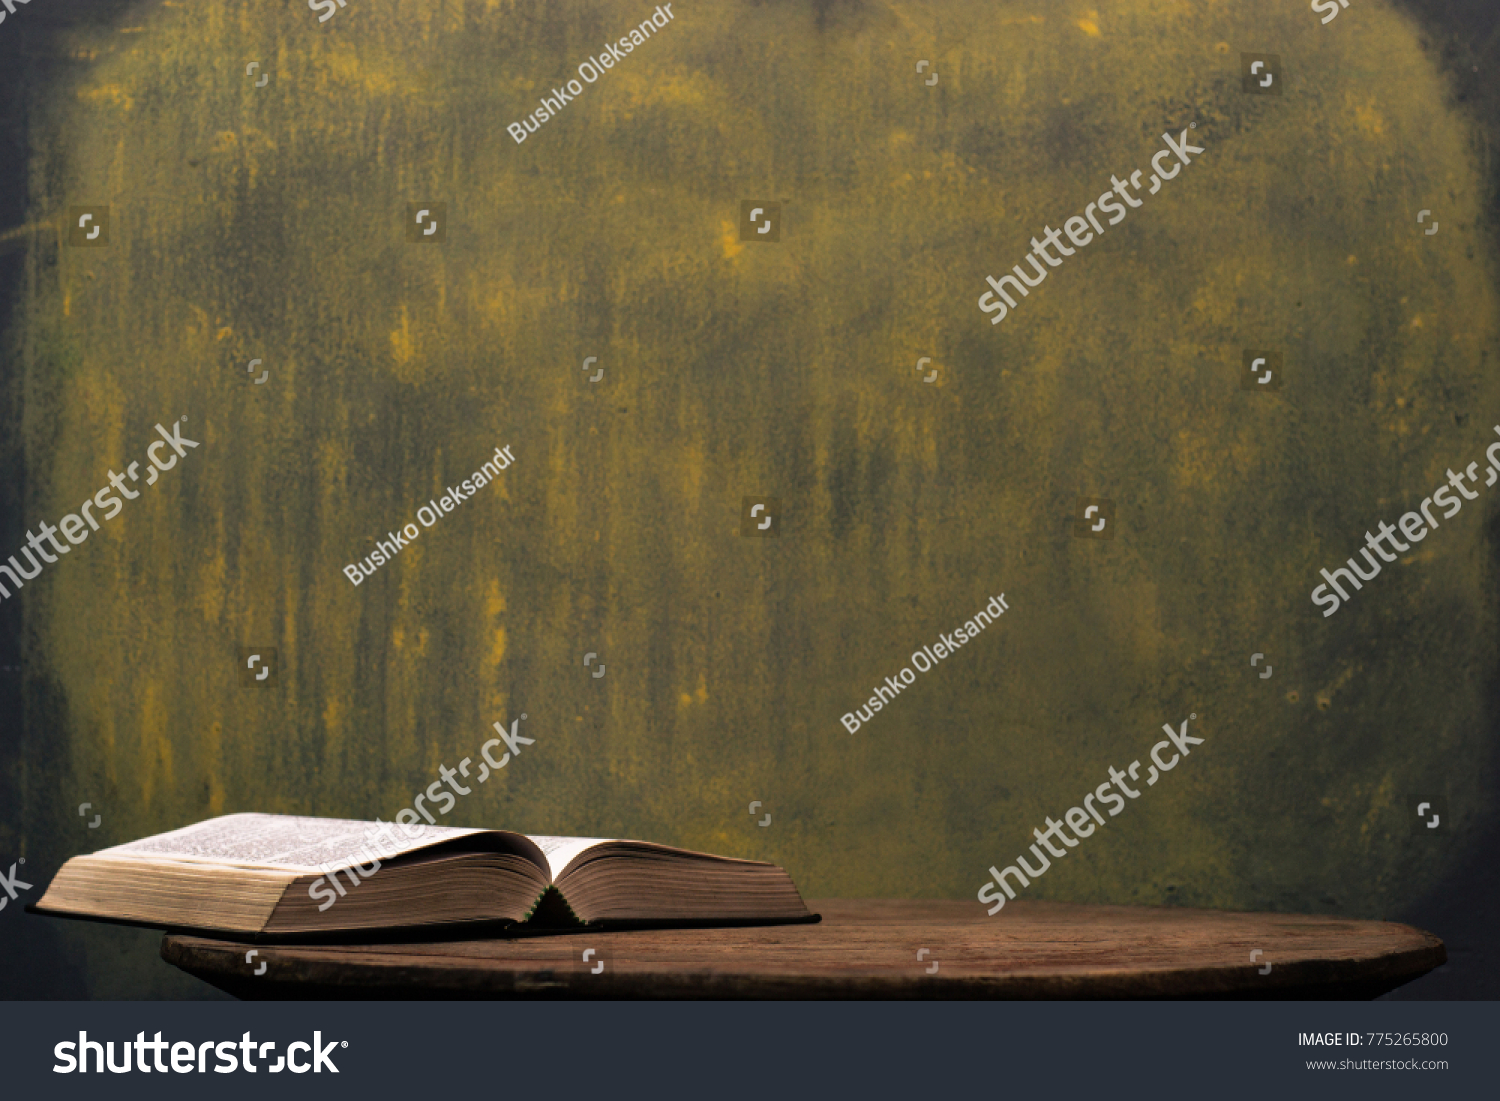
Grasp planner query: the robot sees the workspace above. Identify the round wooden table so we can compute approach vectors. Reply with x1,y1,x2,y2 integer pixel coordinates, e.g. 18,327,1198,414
161,899,1445,1000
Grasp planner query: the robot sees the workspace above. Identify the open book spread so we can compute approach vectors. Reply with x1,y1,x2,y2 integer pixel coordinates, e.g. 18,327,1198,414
34,813,816,938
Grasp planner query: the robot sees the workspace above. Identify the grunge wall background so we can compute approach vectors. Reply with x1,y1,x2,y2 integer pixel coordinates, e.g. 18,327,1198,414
2,0,1499,998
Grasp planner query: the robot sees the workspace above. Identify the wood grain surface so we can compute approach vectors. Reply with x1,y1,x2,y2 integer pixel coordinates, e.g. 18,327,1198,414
160,899,1446,1000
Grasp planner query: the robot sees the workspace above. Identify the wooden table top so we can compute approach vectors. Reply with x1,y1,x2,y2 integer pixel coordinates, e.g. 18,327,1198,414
161,899,1446,1000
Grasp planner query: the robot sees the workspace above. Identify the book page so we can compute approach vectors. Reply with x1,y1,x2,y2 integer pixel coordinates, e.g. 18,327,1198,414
525,835,615,881
96,812,487,872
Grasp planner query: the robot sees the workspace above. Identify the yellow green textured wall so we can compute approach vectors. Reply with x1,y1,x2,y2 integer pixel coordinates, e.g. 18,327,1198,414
7,0,1498,996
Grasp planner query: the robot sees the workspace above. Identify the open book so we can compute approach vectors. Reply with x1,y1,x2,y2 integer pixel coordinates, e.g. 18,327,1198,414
33,813,817,939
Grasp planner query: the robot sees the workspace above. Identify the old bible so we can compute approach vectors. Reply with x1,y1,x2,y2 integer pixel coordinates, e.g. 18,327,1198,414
33,812,817,939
